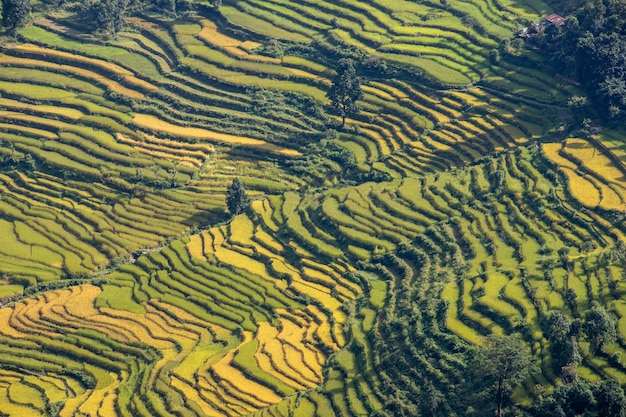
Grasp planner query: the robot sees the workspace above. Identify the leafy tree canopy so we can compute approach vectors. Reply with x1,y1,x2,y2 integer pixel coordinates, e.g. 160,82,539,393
534,0,626,121
81,0,130,36
472,334,538,417
76,0,189,36
327,58,363,128
226,178,250,217
583,303,617,355
1,0,31,32
531,377,626,417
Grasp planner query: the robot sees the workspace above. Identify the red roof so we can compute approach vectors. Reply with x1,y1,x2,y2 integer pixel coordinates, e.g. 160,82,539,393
546,14,566,25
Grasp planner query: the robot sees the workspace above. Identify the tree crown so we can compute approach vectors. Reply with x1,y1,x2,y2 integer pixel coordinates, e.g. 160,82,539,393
226,178,250,216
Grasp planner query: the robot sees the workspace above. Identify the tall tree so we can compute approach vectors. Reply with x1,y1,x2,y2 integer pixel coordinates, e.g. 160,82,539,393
473,334,537,417
1,0,31,32
226,178,250,217
327,58,363,128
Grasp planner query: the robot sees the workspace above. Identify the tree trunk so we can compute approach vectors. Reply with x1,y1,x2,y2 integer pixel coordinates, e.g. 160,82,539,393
497,374,504,417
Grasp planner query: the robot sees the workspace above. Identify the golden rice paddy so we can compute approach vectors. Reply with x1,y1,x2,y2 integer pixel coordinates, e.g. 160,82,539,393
306,305,340,352
198,20,280,64
211,332,283,406
186,233,207,261
0,55,147,100
544,140,625,208
117,133,212,168
10,43,158,92
133,114,300,157
229,215,255,246
255,322,312,390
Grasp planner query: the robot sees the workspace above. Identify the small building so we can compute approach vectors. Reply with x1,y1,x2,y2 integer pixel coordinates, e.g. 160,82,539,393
518,27,532,38
546,13,566,25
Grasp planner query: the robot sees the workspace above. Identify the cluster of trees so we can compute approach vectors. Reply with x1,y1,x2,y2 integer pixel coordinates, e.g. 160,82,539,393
533,0,626,121
546,304,617,377
0,142,36,172
75,0,222,36
1,0,198,36
75,0,190,36
362,224,625,417
531,377,626,417
1,0,31,32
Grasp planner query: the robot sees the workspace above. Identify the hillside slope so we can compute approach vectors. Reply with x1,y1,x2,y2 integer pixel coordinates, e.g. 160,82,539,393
0,0,625,416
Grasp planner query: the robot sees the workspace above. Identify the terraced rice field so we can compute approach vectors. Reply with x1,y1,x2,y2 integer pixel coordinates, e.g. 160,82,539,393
0,0,625,416
544,138,626,210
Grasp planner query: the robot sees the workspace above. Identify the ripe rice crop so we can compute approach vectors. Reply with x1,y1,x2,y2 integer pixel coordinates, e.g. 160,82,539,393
212,332,283,406
0,2,624,415
564,168,602,207
133,114,300,157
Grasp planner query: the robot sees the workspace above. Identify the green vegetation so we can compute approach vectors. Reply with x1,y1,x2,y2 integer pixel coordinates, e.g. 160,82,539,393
532,0,626,122
0,0,625,416
226,178,250,217
328,58,362,128
1,0,31,32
